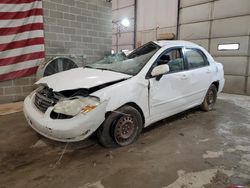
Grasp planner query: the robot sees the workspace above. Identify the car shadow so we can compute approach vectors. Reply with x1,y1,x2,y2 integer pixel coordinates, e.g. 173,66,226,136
37,106,204,150
143,106,201,133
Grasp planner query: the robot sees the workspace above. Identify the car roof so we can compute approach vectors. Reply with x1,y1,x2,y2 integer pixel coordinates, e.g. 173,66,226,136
153,40,200,48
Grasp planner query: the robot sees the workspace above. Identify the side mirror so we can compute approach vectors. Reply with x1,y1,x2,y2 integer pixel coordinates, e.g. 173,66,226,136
151,64,170,78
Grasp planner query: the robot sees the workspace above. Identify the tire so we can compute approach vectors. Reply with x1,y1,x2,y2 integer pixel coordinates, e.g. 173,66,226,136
97,105,143,148
201,84,218,112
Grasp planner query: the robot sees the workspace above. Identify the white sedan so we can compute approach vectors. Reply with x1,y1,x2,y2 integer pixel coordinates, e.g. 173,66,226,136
23,40,225,147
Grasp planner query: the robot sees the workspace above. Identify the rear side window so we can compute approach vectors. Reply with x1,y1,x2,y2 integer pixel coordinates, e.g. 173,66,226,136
185,49,208,69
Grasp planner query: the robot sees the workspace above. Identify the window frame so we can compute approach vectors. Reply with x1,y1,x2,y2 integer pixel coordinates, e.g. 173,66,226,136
183,48,210,70
146,47,187,79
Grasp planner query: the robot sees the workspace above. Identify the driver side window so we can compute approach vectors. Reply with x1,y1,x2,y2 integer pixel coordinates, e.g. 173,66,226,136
157,49,185,73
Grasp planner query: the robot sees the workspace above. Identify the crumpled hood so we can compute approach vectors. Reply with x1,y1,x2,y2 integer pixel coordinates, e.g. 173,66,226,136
36,68,132,92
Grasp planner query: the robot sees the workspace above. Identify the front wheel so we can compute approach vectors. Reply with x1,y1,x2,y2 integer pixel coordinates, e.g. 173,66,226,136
201,84,218,111
97,105,143,148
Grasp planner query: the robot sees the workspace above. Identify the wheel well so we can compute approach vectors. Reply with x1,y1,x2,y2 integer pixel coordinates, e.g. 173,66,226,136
105,102,145,125
212,81,219,91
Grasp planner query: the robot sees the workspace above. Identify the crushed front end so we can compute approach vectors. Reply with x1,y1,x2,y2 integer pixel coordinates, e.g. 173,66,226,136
23,86,107,142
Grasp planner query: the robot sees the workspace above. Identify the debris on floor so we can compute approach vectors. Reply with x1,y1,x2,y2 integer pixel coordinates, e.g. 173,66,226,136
163,169,234,188
202,151,224,159
81,181,105,188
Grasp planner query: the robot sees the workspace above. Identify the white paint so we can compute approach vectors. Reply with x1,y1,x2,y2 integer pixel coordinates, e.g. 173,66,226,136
151,64,170,77
202,151,224,159
24,41,225,143
0,1,42,12
0,16,43,28
0,58,44,75
36,68,132,92
0,30,44,44
163,169,233,188
1,44,44,59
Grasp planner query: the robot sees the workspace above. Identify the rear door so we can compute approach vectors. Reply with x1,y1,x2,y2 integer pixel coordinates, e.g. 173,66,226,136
184,48,213,104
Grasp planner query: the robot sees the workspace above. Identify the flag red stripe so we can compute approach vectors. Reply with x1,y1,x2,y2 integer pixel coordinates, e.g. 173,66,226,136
0,0,41,4
0,37,44,52
0,51,45,66
0,67,38,81
0,23,43,36
0,9,43,20
0,0,44,81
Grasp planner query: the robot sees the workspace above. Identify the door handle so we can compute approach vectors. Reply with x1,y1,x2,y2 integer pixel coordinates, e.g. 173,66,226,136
206,69,212,74
180,74,188,80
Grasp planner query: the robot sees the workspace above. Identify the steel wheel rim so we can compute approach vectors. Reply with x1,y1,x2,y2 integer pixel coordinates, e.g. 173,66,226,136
114,116,137,146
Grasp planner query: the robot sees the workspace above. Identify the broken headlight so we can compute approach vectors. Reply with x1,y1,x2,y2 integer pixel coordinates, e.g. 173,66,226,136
53,97,100,116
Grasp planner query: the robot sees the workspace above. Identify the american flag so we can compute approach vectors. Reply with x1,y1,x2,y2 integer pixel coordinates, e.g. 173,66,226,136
0,0,45,81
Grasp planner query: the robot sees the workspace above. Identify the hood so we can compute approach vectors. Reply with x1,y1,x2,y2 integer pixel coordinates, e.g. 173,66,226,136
36,68,132,92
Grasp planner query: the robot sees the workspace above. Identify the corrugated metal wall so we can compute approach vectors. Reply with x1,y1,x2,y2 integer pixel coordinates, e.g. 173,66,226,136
112,0,250,95
112,0,135,52
136,0,178,45
112,0,178,50
179,0,250,95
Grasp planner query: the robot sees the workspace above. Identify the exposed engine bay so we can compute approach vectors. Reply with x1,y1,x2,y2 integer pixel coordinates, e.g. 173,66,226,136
34,78,128,119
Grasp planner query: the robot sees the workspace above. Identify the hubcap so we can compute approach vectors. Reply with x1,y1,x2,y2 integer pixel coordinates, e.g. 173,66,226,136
114,116,137,146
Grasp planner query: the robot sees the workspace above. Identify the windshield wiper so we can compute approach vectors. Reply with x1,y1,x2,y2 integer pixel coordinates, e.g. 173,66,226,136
95,67,111,71
84,65,93,68
84,66,111,71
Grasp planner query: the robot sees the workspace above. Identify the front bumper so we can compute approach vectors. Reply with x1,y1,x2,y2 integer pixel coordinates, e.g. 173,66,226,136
23,94,106,142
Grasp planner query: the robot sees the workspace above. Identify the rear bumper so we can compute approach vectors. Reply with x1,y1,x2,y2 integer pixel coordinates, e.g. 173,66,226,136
23,94,106,142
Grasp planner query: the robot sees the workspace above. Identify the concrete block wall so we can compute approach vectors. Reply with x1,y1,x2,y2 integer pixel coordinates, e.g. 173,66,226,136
43,0,112,64
0,76,36,104
179,0,250,95
0,0,112,104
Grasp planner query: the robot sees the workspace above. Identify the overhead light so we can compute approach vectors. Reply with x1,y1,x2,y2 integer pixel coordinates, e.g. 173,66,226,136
218,43,240,51
121,18,130,27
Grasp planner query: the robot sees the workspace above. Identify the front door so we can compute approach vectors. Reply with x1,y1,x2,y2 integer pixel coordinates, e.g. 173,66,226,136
149,48,192,123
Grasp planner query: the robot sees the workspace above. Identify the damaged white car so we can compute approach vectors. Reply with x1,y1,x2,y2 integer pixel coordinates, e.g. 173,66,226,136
24,41,225,147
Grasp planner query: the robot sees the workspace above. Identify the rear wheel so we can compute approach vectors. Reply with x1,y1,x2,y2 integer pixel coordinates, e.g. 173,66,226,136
201,84,217,111
97,105,143,148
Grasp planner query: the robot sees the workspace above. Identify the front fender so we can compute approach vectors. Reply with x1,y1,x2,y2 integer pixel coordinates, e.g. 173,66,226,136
92,78,150,121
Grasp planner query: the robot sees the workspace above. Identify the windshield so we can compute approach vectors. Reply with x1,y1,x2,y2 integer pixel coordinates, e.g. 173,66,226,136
85,42,160,76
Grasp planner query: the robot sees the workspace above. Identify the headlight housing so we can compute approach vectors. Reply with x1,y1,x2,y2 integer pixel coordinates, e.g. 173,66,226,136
53,97,100,116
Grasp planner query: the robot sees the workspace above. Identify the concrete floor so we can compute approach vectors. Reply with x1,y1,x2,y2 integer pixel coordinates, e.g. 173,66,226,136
0,93,250,188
